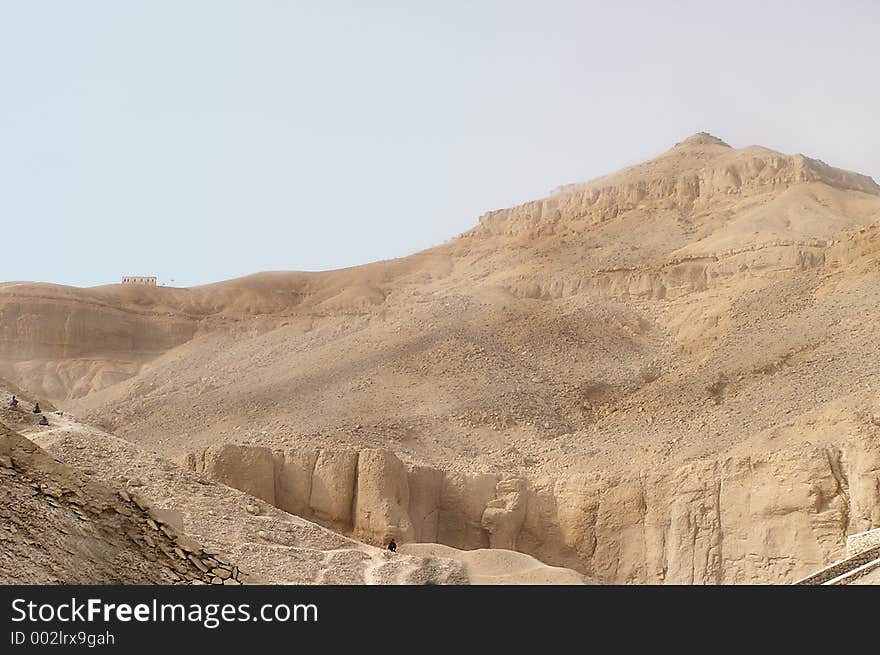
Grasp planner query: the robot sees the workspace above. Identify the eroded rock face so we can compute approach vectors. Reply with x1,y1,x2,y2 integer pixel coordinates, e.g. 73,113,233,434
481,478,528,550
407,465,443,542
439,472,499,550
470,149,880,239
308,449,358,529
185,444,275,505
353,449,414,543
0,296,196,401
182,442,880,584
273,449,317,517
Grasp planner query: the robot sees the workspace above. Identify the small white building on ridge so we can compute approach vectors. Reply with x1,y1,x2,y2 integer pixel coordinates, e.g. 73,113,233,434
121,276,157,286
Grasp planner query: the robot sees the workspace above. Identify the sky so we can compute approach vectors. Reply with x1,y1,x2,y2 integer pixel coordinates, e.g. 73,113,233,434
0,1,877,287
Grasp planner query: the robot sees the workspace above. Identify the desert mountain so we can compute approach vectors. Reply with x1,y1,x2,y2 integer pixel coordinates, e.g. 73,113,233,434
2,133,879,583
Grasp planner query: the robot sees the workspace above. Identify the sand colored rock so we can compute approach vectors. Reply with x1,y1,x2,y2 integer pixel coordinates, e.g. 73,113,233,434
407,465,444,542
273,448,318,516
438,472,499,550
0,423,244,585
471,137,879,239
353,448,414,543
189,444,276,505
3,133,880,584
308,448,358,528
481,477,528,550
3,407,486,585
180,440,879,584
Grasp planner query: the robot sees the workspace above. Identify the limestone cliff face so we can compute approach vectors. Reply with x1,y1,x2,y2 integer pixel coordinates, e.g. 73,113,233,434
353,449,414,543
470,144,880,239
498,243,828,302
181,442,880,584
183,444,276,505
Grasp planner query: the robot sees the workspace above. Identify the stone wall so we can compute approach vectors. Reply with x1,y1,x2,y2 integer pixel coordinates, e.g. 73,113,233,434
846,528,880,557
793,544,880,585
130,491,246,585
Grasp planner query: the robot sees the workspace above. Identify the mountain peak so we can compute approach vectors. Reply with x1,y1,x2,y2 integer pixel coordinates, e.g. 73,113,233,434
673,132,731,149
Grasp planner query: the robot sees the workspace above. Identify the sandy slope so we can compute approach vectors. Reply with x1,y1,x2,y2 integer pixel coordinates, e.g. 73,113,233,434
399,543,592,584
2,404,463,584
3,385,587,584
0,421,239,585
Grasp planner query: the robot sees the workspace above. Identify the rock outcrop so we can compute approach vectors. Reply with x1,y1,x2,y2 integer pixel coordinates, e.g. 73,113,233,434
308,448,359,530
184,444,276,505
11,408,475,586
481,478,528,550
0,424,245,585
470,142,880,239
353,448,414,543
182,441,880,585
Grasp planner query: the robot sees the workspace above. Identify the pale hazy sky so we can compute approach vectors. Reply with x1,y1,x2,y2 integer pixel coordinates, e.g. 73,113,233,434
1,1,877,287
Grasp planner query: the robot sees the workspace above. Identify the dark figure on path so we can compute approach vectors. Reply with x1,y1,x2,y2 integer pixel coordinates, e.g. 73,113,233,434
38,415,49,426
32,402,41,414
388,539,397,553
8,395,17,407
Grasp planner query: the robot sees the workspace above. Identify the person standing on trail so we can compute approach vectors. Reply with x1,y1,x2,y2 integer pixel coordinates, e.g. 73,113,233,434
388,539,397,553
32,401,41,414
8,395,17,407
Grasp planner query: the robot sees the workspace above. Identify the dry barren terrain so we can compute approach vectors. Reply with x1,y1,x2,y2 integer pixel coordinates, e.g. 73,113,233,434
2,133,879,583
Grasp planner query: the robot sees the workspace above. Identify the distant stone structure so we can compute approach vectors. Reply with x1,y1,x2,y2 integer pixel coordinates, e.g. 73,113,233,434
121,276,157,286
